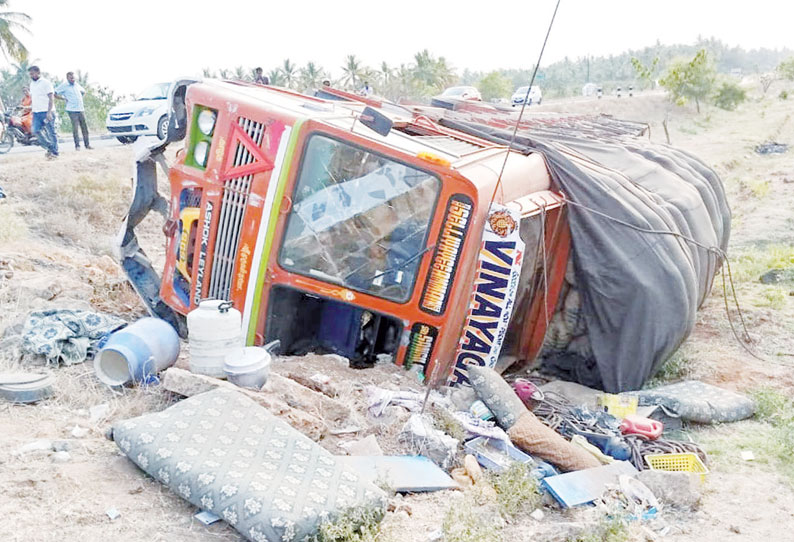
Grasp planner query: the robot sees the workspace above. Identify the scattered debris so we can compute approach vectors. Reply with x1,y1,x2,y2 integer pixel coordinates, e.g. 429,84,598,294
740,450,755,461
340,455,458,492
367,386,448,418
636,470,702,510
0,371,55,403
52,450,71,463
89,403,110,423
339,435,384,456
105,507,121,521
20,309,125,366
70,425,89,438
194,510,222,526
16,439,54,455
759,268,794,284
464,436,535,472
542,461,639,508
530,508,545,521
286,371,338,397
52,440,70,452
468,366,601,471
399,414,459,469
755,142,788,154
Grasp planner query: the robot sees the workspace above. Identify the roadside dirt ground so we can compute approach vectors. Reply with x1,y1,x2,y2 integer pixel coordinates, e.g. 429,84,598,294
2,83,793,541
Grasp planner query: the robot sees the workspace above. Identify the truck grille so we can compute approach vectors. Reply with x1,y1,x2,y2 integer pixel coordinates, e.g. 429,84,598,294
207,116,266,301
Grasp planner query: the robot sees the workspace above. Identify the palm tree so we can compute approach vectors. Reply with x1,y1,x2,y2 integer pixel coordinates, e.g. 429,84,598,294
0,0,31,62
201,67,216,78
267,69,284,87
0,57,34,106
299,61,323,91
379,62,392,86
233,65,250,82
280,59,297,89
340,54,363,89
412,49,437,86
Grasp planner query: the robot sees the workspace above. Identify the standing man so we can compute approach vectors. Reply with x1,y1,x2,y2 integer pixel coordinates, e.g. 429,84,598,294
28,65,59,159
55,72,92,150
254,67,269,85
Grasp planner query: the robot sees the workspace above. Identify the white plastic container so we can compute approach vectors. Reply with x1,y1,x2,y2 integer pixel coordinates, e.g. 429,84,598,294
187,300,243,377
95,317,180,386
224,347,271,389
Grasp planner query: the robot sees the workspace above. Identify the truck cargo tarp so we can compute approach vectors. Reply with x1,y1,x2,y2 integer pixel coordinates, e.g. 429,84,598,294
440,118,730,392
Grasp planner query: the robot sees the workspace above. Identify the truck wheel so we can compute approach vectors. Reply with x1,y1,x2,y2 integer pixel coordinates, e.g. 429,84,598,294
157,115,168,140
116,136,138,144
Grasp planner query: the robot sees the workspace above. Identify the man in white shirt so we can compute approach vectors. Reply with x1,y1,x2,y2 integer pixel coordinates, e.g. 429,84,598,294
55,71,92,150
28,65,59,158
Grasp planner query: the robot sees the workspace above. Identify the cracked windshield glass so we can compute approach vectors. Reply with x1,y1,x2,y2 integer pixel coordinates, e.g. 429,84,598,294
280,134,440,302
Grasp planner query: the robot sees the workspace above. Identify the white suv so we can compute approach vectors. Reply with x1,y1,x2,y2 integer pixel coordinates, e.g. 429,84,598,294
106,82,171,143
511,85,542,107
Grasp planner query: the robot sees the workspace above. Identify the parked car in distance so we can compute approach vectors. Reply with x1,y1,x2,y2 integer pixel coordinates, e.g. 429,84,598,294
106,82,171,143
511,85,542,106
440,86,482,101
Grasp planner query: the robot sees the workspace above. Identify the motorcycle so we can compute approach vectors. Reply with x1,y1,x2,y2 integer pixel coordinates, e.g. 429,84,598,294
0,106,37,154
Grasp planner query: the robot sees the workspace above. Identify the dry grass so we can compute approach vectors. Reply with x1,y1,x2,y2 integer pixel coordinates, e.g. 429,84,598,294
0,204,29,243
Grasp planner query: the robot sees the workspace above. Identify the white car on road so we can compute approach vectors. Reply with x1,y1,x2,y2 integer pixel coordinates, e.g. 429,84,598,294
106,82,171,143
511,85,542,107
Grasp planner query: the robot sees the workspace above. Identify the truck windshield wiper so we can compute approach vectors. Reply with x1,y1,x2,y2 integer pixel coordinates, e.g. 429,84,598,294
367,244,436,283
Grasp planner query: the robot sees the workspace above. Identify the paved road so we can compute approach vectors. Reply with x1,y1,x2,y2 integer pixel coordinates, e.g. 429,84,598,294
3,134,166,156
4,134,122,155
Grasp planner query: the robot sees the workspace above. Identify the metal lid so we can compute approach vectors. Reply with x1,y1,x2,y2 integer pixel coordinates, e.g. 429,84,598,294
0,372,55,403
223,347,271,375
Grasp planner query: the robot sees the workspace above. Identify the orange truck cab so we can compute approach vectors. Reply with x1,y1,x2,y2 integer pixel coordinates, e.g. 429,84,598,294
120,79,570,385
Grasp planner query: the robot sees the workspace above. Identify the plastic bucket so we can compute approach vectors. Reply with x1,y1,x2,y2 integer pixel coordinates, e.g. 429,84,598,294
94,317,180,386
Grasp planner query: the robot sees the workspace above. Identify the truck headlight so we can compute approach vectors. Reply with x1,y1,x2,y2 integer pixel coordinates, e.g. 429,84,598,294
197,109,216,136
194,141,209,167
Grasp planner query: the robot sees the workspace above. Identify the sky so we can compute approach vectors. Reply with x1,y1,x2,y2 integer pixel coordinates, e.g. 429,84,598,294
4,0,794,95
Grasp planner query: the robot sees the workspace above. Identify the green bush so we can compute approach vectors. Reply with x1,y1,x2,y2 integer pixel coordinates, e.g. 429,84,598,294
780,90,789,100
712,79,747,111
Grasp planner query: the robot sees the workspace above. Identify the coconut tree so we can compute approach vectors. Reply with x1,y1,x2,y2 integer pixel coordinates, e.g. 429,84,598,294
280,58,297,89
233,65,250,82
267,68,284,87
0,57,35,107
299,61,324,92
340,54,363,89
0,0,31,62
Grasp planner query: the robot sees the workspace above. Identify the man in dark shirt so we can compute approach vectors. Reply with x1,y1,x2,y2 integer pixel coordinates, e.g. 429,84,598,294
254,67,269,85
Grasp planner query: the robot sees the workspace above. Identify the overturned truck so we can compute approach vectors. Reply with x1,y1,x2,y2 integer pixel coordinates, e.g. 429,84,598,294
119,80,729,393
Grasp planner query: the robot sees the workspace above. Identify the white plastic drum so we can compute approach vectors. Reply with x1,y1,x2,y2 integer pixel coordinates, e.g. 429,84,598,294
187,300,243,377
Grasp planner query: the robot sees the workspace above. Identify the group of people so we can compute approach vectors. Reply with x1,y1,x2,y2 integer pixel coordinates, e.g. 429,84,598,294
0,66,92,200
26,65,92,159
251,66,373,97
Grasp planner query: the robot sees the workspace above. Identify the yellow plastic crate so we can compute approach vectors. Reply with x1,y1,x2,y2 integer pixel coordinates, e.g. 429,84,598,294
644,453,709,482
597,393,638,419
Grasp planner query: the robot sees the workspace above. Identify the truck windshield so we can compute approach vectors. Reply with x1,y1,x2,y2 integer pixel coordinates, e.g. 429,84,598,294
280,134,440,302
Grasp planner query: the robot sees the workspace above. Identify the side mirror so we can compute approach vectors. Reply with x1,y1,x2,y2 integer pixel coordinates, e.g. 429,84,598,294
359,106,392,137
